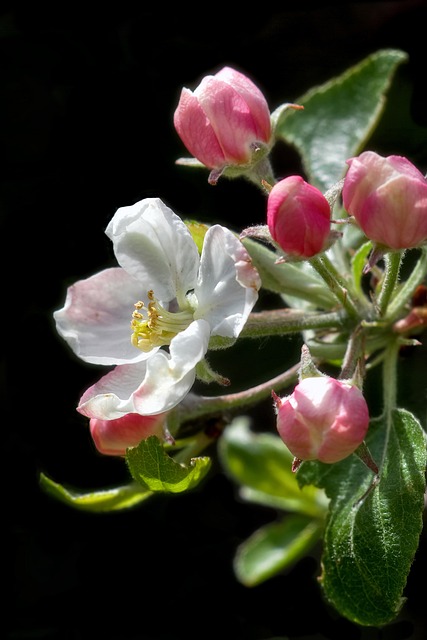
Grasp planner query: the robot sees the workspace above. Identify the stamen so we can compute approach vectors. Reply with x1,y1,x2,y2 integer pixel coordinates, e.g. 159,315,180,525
130,290,194,352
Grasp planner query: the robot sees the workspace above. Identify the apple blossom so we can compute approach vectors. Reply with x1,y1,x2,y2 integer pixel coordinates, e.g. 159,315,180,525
173,66,272,181
266,176,332,258
90,412,167,456
273,376,369,464
342,151,427,250
54,197,261,419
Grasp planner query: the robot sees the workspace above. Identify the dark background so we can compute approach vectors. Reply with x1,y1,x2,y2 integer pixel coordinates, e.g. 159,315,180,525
4,2,427,639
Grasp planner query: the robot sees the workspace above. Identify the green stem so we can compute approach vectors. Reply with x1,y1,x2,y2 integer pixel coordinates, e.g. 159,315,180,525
376,251,403,317
382,339,399,418
377,338,400,474
310,254,360,320
245,155,277,191
307,331,388,363
339,324,365,381
240,308,349,339
173,431,216,464
172,362,300,427
386,247,427,321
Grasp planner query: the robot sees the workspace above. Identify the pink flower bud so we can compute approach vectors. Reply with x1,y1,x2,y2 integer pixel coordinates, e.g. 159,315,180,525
267,176,331,258
342,151,427,250
173,66,272,170
90,412,167,456
274,377,369,464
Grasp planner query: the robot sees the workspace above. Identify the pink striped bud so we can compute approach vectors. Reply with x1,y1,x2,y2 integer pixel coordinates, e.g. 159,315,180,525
342,151,427,250
173,66,272,171
273,377,369,464
90,412,167,456
267,176,332,258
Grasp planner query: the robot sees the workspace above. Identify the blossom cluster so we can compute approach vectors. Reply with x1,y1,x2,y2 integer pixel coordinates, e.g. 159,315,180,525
54,64,427,465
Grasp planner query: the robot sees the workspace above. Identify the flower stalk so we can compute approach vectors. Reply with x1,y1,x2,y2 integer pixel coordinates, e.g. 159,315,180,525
376,251,403,317
309,253,361,320
382,338,400,419
240,308,350,338
386,247,427,321
171,362,300,429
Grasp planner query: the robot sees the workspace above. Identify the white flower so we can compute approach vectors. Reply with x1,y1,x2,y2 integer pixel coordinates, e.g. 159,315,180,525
54,198,261,418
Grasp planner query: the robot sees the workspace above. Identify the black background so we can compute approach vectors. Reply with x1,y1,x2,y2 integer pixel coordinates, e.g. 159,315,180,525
4,2,427,639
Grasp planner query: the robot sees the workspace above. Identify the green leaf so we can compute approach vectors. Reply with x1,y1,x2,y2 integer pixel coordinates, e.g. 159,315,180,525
39,473,152,512
234,514,323,587
218,417,328,518
276,49,408,192
297,408,427,626
184,219,209,254
351,240,372,295
126,435,211,493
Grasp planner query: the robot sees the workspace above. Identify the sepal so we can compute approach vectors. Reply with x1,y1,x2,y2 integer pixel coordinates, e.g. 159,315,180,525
195,357,231,385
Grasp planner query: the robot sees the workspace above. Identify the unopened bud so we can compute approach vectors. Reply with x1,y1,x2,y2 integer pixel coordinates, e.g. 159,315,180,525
273,376,369,464
90,412,167,456
174,66,272,181
342,151,427,250
267,176,332,259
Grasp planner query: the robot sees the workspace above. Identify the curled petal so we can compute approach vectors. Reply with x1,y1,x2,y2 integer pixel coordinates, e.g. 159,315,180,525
77,320,211,419
133,319,211,413
106,197,200,304
195,226,260,337
78,360,152,419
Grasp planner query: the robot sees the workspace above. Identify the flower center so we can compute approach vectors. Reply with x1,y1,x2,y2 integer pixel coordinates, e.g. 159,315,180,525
130,289,194,352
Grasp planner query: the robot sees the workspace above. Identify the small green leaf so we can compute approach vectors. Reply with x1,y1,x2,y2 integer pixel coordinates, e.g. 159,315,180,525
184,219,209,254
351,240,372,294
276,49,408,192
297,408,427,626
126,436,211,493
39,473,152,512
218,417,327,518
234,514,323,587
176,156,205,168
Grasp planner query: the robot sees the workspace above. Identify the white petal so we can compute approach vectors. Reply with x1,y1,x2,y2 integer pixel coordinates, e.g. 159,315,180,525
78,361,150,419
77,320,211,419
195,226,260,337
54,268,152,365
106,197,200,304
132,319,211,413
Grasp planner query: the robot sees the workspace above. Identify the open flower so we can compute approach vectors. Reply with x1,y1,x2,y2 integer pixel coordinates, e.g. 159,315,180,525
54,198,260,419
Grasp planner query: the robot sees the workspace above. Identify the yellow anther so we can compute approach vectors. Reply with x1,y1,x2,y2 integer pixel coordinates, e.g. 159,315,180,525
130,290,194,353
